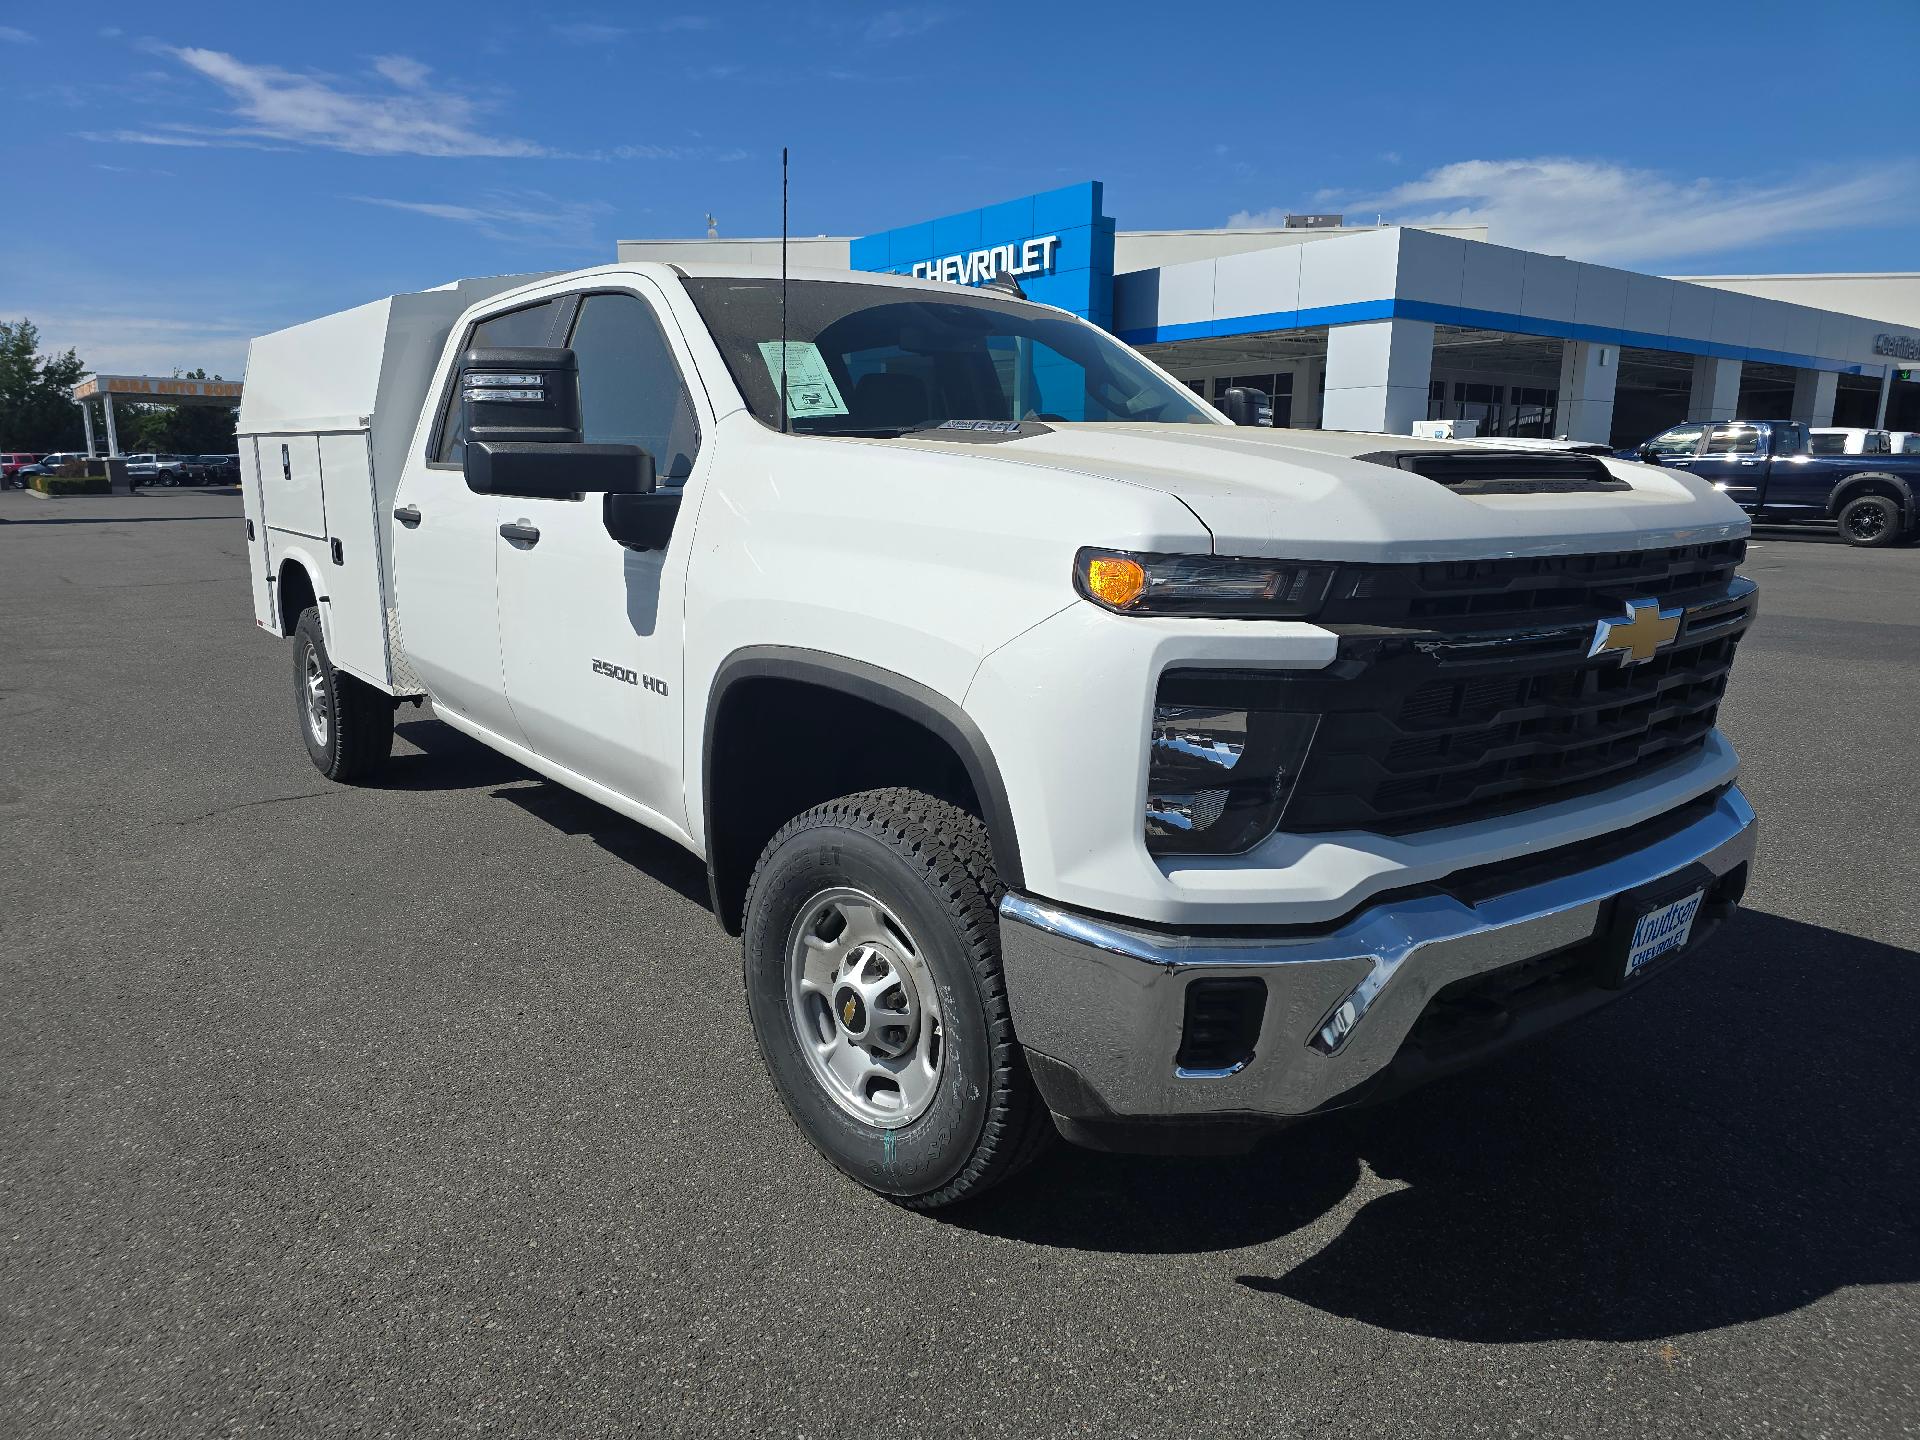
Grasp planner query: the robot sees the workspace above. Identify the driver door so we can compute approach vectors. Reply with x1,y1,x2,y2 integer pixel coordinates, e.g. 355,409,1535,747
494,283,708,833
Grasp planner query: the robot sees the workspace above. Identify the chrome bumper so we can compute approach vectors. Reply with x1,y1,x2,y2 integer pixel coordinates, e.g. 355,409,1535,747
999,787,1757,1124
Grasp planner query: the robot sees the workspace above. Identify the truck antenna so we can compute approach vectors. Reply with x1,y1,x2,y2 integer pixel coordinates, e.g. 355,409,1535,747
780,146,790,435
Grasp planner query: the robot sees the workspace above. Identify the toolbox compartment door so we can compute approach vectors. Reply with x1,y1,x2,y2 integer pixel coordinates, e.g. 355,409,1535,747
315,430,391,688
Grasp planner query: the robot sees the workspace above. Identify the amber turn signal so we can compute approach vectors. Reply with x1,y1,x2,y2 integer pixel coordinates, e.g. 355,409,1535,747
1083,554,1148,609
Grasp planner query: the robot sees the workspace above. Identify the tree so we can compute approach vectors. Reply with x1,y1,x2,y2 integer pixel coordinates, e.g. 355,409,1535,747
0,320,86,452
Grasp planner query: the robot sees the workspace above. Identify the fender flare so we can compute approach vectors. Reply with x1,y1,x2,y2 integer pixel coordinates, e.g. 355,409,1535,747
1827,470,1916,520
702,645,1026,895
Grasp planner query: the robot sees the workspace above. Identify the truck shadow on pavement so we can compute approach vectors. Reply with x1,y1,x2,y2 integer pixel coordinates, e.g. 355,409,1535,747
383,718,710,908
960,909,1920,1343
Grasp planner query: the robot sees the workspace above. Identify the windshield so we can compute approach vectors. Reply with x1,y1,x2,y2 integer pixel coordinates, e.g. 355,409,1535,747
681,277,1217,435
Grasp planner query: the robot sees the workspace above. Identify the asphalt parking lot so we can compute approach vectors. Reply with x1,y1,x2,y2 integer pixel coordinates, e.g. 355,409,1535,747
2,487,1916,1439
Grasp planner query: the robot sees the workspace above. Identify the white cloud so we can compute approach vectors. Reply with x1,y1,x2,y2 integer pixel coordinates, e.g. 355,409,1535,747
0,25,34,43
351,191,609,249
553,16,710,41
1230,156,1920,265
151,47,552,157
371,54,431,89
863,7,946,41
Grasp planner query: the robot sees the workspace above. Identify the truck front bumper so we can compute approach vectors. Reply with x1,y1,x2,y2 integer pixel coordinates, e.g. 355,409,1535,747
999,786,1757,1152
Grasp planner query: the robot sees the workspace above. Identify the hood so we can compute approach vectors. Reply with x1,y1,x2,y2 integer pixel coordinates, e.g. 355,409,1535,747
878,423,1750,563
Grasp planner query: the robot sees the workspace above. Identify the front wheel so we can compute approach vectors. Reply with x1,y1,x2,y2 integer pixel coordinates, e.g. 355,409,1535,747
292,606,393,781
742,789,1052,1209
1837,493,1905,547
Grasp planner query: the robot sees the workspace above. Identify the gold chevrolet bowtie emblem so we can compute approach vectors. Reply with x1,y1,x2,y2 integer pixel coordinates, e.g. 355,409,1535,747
1589,598,1683,665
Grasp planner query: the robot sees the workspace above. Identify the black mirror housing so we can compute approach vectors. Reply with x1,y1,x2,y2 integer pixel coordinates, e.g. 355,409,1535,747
460,346,582,451
1218,386,1274,427
604,491,682,552
465,441,653,499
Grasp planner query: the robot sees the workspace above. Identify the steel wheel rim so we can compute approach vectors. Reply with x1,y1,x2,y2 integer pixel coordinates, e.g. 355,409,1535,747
303,646,329,747
786,886,943,1128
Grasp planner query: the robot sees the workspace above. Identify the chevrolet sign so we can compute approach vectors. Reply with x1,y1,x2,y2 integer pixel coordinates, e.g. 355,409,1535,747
909,235,1062,286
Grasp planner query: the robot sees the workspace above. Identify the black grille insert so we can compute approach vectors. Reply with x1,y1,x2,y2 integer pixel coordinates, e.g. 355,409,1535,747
1160,542,1755,838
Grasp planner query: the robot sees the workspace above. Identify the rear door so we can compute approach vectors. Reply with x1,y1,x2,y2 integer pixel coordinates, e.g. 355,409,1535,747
388,295,564,748
1691,423,1768,511
1756,423,1827,513
494,282,707,828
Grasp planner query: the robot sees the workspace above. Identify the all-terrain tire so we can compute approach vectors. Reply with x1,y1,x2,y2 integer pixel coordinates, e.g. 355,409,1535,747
293,605,393,782
1837,493,1905,548
741,788,1053,1209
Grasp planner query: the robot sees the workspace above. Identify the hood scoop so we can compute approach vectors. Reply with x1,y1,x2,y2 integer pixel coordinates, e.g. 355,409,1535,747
1355,449,1631,496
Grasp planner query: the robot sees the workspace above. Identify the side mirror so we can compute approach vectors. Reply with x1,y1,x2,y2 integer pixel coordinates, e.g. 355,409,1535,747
1217,386,1273,426
458,343,658,499
1638,442,1658,462
466,440,652,499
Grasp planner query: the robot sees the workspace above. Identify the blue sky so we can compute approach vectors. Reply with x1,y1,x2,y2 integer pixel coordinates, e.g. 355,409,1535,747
3,0,1916,377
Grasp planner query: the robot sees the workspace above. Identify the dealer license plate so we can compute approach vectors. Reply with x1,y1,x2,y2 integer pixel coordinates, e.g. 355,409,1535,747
1623,889,1705,980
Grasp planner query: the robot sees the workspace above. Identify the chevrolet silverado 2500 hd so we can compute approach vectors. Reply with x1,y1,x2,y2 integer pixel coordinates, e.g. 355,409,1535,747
237,263,1759,1207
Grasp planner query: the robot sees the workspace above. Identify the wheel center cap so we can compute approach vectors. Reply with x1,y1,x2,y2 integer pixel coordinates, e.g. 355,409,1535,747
834,986,868,1039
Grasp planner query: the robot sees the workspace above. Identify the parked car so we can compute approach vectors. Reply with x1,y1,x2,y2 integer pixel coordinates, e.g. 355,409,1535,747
1,452,42,484
237,263,1759,1207
123,453,195,485
15,452,88,485
1809,427,1890,456
1626,419,1920,545
197,453,241,484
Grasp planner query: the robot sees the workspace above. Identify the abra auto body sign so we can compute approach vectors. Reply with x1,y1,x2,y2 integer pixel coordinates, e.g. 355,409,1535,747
910,235,1062,286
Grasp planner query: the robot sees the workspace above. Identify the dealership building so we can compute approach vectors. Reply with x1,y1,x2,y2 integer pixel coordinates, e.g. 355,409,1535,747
619,181,1920,446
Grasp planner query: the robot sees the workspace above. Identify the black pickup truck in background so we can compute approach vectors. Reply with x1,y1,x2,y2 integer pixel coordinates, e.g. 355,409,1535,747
1625,420,1920,547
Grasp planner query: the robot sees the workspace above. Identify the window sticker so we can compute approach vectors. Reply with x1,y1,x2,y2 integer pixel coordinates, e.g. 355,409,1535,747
756,340,849,418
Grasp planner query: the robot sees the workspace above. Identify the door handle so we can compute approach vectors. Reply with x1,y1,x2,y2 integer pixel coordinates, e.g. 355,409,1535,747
1739,459,1758,466
393,505,421,527
499,521,541,546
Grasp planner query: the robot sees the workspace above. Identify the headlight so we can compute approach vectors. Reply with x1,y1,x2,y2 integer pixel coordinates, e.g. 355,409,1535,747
1146,670,1320,855
1075,547,1337,618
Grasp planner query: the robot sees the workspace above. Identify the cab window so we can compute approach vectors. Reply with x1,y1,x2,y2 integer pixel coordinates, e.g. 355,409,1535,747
565,292,702,483
1703,424,1762,456
431,297,562,465
1645,423,1706,459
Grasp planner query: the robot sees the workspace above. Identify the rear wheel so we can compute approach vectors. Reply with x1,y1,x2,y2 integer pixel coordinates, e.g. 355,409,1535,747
1838,493,1904,547
292,606,392,781
742,788,1051,1209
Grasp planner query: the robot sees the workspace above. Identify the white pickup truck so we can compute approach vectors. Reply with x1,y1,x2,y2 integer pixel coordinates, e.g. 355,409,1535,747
238,262,1759,1207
